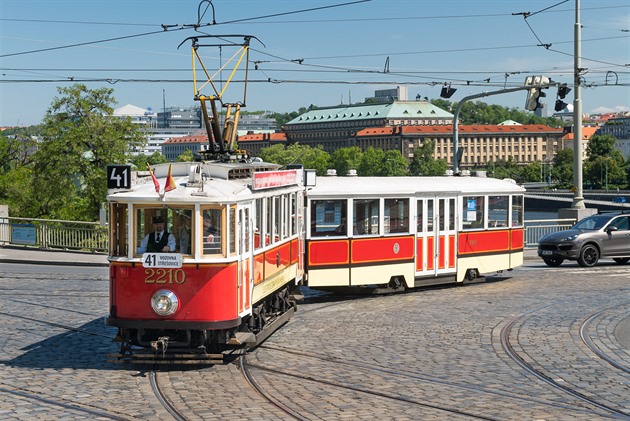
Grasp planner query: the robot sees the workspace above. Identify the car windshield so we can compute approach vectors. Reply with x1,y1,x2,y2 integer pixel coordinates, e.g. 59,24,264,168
572,215,611,231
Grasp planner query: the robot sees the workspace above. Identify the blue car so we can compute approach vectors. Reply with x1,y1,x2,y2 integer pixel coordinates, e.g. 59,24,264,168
612,196,627,203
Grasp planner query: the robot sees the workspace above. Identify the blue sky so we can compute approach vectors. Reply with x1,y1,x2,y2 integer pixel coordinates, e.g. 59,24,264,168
1,0,628,126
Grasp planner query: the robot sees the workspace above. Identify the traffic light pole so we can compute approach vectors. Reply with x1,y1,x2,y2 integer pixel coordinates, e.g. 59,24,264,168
452,86,530,174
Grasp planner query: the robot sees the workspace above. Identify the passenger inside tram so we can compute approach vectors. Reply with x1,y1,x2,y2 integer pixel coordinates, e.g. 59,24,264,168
136,216,177,253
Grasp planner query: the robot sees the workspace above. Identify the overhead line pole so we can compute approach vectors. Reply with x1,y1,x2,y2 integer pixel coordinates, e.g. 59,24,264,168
571,0,585,209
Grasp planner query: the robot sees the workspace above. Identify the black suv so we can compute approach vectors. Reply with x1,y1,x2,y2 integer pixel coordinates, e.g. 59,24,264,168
537,211,630,267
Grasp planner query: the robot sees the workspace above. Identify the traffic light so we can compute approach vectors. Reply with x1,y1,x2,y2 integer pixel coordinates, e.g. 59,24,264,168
440,83,457,98
525,88,545,111
523,76,550,111
554,83,571,112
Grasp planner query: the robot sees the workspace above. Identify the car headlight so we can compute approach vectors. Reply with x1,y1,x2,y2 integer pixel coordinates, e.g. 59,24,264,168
150,289,179,316
560,234,578,242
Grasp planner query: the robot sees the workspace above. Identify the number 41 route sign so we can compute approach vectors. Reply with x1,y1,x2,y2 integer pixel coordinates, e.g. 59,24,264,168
107,165,131,190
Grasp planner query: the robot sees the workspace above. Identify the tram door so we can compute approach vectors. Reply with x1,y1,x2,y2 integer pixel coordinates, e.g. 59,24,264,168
237,204,254,316
416,197,457,278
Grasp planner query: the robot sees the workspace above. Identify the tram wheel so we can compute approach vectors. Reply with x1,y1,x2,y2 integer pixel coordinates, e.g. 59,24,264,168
613,257,630,264
543,257,563,267
577,244,599,267
465,268,479,281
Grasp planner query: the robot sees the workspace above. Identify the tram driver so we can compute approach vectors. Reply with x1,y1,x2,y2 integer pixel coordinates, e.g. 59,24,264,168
137,216,176,254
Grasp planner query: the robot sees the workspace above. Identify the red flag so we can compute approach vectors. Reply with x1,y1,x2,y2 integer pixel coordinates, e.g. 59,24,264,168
165,163,177,192
147,163,160,193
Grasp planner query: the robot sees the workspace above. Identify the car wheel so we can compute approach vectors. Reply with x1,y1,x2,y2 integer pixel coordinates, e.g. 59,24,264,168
578,244,599,267
543,257,564,267
613,257,630,264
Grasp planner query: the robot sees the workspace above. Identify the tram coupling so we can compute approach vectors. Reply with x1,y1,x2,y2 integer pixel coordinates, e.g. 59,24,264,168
151,336,170,358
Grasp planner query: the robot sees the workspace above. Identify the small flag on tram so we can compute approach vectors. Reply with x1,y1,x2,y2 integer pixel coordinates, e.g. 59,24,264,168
165,163,177,192
147,163,160,194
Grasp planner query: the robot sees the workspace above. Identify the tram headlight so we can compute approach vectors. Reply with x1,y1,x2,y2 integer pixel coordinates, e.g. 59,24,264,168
150,290,179,316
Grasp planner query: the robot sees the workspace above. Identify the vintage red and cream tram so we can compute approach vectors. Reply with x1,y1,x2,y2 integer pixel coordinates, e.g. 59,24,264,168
106,161,305,360
305,174,525,291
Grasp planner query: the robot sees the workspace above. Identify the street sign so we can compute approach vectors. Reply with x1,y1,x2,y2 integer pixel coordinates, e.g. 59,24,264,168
107,165,131,190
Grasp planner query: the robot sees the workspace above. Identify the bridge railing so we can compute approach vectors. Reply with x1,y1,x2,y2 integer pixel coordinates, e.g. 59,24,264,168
523,218,576,247
1,216,572,252
0,217,108,253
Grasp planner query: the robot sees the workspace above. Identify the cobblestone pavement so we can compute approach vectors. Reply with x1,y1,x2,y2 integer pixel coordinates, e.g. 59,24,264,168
0,259,628,420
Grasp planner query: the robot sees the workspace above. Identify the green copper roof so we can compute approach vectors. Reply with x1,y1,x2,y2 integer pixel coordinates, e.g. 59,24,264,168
285,101,454,125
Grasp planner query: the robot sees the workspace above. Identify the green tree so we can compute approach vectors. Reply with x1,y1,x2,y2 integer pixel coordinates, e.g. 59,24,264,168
520,161,542,183
409,141,448,176
176,149,195,162
259,143,331,175
584,134,625,189
358,147,386,176
24,84,146,220
330,146,363,176
552,148,574,188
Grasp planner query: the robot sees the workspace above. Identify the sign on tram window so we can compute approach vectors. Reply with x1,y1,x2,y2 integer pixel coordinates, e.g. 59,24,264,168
107,165,131,189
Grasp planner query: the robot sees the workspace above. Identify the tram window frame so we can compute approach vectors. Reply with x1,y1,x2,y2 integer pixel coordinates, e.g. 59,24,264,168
384,198,409,234
201,206,225,256
462,196,485,230
488,196,509,228
511,195,524,227
354,198,379,236
310,199,347,237
266,197,274,245
109,202,128,257
133,206,192,256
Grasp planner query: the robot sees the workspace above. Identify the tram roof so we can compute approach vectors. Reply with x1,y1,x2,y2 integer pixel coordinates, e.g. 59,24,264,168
307,175,525,197
107,161,300,203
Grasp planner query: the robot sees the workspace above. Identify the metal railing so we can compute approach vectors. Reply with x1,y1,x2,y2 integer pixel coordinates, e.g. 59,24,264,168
0,217,108,252
523,218,576,247
0,216,574,253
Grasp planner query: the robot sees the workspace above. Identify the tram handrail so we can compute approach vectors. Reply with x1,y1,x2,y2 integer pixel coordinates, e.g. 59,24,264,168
0,216,572,252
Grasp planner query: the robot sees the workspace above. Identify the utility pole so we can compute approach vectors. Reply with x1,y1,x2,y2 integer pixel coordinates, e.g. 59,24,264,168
559,0,596,221
571,0,585,209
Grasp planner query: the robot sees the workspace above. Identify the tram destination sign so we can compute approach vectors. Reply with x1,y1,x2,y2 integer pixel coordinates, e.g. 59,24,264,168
252,169,298,190
142,253,183,268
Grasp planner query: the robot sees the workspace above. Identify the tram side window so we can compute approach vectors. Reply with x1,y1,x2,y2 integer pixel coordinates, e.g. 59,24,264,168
427,200,434,231
310,200,347,237
416,199,424,233
109,203,128,257
202,207,224,255
488,196,509,228
354,199,379,235
462,196,485,230
384,199,409,234
135,207,181,254
511,195,524,227
449,198,455,230
229,206,236,255
255,198,263,249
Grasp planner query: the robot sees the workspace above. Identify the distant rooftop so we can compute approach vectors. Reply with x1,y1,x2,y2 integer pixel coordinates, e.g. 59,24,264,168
285,101,454,125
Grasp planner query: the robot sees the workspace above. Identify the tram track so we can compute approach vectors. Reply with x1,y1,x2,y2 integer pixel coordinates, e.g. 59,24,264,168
0,384,130,420
580,303,630,374
241,350,504,420
149,369,189,421
499,304,630,419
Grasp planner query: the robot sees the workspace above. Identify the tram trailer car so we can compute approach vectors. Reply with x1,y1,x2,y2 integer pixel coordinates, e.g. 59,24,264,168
105,161,305,360
304,175,525,292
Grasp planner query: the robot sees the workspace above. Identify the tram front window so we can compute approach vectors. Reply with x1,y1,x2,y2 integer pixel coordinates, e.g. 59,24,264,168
202,207,224,255
134,206,192,255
